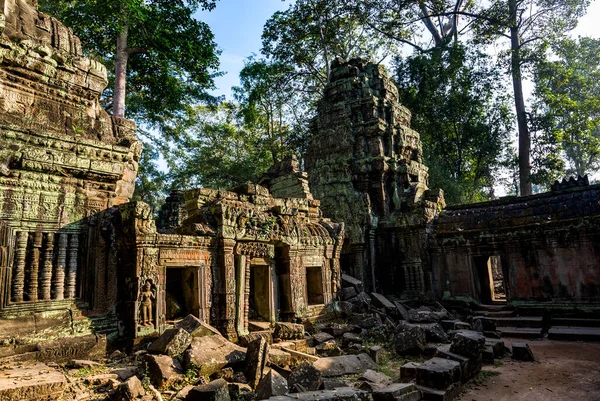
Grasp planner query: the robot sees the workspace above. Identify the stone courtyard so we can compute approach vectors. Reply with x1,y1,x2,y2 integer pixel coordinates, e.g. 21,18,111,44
0,1,599,401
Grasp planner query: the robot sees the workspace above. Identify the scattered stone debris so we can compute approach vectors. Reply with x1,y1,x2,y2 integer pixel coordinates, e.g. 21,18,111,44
511,342,535,361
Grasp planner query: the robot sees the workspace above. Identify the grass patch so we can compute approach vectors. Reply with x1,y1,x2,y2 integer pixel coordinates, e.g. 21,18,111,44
73,364,109,378
493,360,504,367
472,370,500,386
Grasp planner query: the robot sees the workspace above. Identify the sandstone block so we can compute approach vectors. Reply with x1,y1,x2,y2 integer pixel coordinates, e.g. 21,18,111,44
149,327,192,357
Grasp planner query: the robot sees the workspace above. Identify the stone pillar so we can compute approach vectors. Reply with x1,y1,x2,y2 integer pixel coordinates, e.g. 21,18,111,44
288,248,306,318
234,254,248,337
11,231,28,303
27,231,43,301
218,238,237,340
52,232,67,300
65,233,79,299
40,232,54,300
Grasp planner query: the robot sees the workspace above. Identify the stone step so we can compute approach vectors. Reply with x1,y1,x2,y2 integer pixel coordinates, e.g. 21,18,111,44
547,326,600,341
473,310,515,318
551,318,600,327
477,303,513,312
497,326,544,339
490,316,544,328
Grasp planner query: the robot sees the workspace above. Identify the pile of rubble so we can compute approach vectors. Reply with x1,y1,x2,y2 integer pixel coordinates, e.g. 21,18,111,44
0,274,537,401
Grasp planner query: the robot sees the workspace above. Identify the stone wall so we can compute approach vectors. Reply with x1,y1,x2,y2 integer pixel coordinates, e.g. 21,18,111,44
0,0,141,348
431,182,600,303
305,58,444,295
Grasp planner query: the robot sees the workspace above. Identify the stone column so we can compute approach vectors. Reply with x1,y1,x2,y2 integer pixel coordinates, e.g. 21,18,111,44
65,234,79,299
11,231,28,303
27,231,43,301
288,248,306,318
52,232,68,300
218,238,237,340
40,232,54,300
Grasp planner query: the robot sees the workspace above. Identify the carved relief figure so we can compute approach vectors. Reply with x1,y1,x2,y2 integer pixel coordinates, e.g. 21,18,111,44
140,279,156,327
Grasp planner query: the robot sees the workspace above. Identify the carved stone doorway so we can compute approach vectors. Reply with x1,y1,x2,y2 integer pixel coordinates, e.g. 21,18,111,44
473,256,507,304
165,266,201,322
306,265,324,305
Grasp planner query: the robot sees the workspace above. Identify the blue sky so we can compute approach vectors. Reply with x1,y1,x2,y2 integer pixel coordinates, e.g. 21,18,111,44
195,0,291,100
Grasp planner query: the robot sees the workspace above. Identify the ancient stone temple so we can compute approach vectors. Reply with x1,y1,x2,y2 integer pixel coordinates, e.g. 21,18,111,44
116,158,343,343
0,0,140,350
305,58,444,295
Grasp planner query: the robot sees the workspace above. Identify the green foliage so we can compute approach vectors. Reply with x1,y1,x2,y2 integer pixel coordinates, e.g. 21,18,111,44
396,44,513,205
132,139,169,213
38,0,221,135
530,37,600,187
73,364,109,378
168,103,273,190
472,369,500,386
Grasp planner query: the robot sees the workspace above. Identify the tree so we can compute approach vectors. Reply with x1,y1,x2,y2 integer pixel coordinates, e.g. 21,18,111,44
262,0,395,97
233,57,307,163
530,37,600,186
39,0,221,131
168,103,272,190
396,44,513,204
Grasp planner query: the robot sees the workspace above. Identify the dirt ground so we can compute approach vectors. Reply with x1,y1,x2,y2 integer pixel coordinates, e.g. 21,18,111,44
459,338,600,401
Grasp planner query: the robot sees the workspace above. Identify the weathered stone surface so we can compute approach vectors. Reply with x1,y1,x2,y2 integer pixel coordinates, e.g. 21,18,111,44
313,332,334,344
265,387,371,401
394,302,411,321
348,314,381,329
288,361,323,392
240,331,273,347
400,362,420,382
435,344,482,381
186,378,231,401
341,275,364,293
269,348,292,366
417,323,449,343
393,322,426,355
342,332,362,347
416,357,461,390
119,375,146,401
176,315,223,337
373,383,417,401
149,327,192,356
245,337,270,389
0,362,66,401
144,354,184,390
511,342,535,361
256,369,289,400
112,366,140,381
313,354,378,377
368,345,383,363
274,323,305,340
370,293,395,310
449,330,485,358
360,369,393,388
184,335,246,376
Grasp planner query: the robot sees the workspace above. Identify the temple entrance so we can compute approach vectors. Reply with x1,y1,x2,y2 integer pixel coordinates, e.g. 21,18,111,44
249,264,272,321
165,267,200,322
306,266,324,305
473,256,506,304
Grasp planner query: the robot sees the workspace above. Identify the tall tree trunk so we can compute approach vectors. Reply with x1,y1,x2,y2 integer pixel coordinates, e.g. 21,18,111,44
113,26,129,118
509,0,532,196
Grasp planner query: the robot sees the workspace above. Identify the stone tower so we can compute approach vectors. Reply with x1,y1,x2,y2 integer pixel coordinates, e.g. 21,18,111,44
305,58,444,294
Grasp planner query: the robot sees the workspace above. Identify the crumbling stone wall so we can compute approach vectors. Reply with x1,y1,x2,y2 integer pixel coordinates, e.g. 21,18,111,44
431,180,600,303
305,58,444,295
0,0,141,347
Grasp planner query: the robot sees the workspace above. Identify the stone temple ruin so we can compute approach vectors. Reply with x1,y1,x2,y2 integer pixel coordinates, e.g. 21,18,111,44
0,2,599,401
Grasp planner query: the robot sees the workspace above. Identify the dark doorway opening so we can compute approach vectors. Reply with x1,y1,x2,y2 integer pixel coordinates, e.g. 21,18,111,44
306,266,324,305
339,239,353,275
473,256,506,304
249,265,271,321
165,267,199,321
275,246,293,321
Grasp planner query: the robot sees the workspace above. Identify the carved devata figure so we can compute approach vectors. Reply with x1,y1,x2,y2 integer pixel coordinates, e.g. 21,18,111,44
139,279,156,327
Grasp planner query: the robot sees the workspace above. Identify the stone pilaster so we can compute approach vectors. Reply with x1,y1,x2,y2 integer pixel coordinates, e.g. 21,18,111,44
53,232,67,300
65,233,79,299
11,231,28,303
218,238,237,340
27,231,43,301
40,232,54,300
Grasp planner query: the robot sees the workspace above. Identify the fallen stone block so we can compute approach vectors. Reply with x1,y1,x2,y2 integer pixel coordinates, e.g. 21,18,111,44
186,378,231,401
245,337,270,389
269,348,292,366
119,375,146,401
436,344,482,381
348,313,381,329
416,357,461,390
342,332,362,347
416,382,462,401
393,322,426,355
485,338,505,359
368,345,383,363
228,382,253,401
341,274,364,293
393,302,411,321
400,362,420,382
149,327,192,357
449,330,485,358
211,368,234,381
313,332,334,344
417,323,449,343
267,387,371,401
440,320,470,332
313,354,377,378
281,346,319,365
176,314,223,337
511,342,535,361
66,359,100,369
274,322,305,340
239,331,273,347
144,353,184,390
288,361,322,392
112,366,139,381
322,323,360,337
482,345,495,364
373,383,417,401
360,369,393,388
370,293,395,311
0,362,66,401
184,335,246,376
342,287,357,300
256,369,289,400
